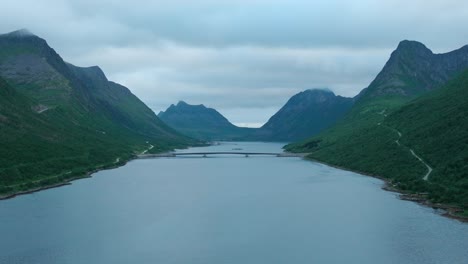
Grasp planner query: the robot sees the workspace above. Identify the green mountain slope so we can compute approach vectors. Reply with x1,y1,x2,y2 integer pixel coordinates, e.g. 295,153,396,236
158,101,253,140
253,89,354,141
0,30,194,196
67,64,186,145
287,41,468,211
385,71,468,206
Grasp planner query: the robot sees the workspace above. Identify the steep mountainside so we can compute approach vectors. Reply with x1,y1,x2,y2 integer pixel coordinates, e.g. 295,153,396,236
159,101,252,140
287,41,468,212
358,40,468,100
254,89,353,141
0,29,194,196
385,70,468,207
67,64,183,141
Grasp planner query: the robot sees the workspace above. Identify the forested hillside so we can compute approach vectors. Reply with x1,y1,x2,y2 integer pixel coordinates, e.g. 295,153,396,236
287,41,468,213
0,30,195,197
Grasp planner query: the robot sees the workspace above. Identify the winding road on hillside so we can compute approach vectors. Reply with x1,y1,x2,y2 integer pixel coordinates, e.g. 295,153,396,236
378,110,432,181
140,144,154,155
393,128,433,181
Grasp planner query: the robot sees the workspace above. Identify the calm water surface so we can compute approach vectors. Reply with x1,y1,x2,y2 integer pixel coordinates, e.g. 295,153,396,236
1,142,467,264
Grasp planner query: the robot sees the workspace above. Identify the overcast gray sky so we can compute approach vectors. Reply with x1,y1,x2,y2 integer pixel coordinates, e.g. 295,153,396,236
1,0,468,127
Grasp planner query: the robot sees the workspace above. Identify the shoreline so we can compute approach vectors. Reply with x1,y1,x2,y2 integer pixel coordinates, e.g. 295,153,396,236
2,144,466,223
0,158,127,201
0,143,205,201
299,155,468,223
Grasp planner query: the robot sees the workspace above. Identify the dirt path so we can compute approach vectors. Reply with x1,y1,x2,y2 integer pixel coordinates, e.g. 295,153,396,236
394,129,432,181
37,107,50,113
140,144,154,155
377,109,432,181
395,130,402,146
409,149,433,181
34,105,55,114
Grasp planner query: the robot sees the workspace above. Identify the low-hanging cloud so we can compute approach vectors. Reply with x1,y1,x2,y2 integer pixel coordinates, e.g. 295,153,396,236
1,0,468,126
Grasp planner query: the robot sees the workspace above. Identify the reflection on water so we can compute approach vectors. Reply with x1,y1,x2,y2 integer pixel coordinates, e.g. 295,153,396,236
0,142,467,264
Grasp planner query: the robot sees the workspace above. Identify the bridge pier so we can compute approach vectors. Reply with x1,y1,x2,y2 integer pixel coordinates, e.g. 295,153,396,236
245,154,249,157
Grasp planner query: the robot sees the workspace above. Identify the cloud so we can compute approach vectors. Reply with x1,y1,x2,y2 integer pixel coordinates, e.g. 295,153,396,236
1,0,468,126
71,42,389,108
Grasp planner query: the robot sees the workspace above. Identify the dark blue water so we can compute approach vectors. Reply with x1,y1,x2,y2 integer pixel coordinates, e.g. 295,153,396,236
1,142,467,264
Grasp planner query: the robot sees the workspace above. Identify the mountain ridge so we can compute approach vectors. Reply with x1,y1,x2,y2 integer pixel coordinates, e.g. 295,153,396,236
160,89,354,142
254,89,354,141
358,40,468,101
159,101,252,140
286,41,468,213
0,29,195,197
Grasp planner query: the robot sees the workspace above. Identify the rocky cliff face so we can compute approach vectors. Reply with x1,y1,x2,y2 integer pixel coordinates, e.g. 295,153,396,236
359,40,468,100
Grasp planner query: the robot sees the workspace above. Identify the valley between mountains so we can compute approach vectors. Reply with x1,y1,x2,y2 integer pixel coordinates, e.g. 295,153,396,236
1,30,467,218
161,40,468,217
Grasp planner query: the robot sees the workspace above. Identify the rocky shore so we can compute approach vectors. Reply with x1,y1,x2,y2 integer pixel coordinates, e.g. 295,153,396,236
302,155,468,223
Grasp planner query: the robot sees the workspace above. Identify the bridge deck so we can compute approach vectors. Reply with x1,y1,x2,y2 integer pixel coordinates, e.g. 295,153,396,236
138,152,306,158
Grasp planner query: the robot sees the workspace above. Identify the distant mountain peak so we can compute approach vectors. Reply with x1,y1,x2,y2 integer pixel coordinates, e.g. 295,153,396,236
394,40,432,56
257,89,354,141
357,40,468,100
159,100,248,140
177,101,189,106
304,88,335,95
4,28,36,38
176,101,206,108
397,40,428,49
294,89,338,104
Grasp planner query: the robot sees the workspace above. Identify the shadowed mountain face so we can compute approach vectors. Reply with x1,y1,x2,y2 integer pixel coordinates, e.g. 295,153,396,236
160,90,353,142
287,41,468,210
133,40,468,144
158,101,253,141
255,89,354,141
0,29,194,194
67,64,183,140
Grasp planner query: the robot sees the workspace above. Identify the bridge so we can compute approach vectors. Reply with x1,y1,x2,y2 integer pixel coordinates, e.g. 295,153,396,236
137,152,306,159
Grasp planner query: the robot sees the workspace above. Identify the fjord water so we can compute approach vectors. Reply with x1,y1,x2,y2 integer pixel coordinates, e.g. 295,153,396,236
1,142,467,264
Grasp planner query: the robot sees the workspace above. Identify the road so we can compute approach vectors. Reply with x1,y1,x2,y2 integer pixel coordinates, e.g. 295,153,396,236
140,144,154,155
394,129,432,181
